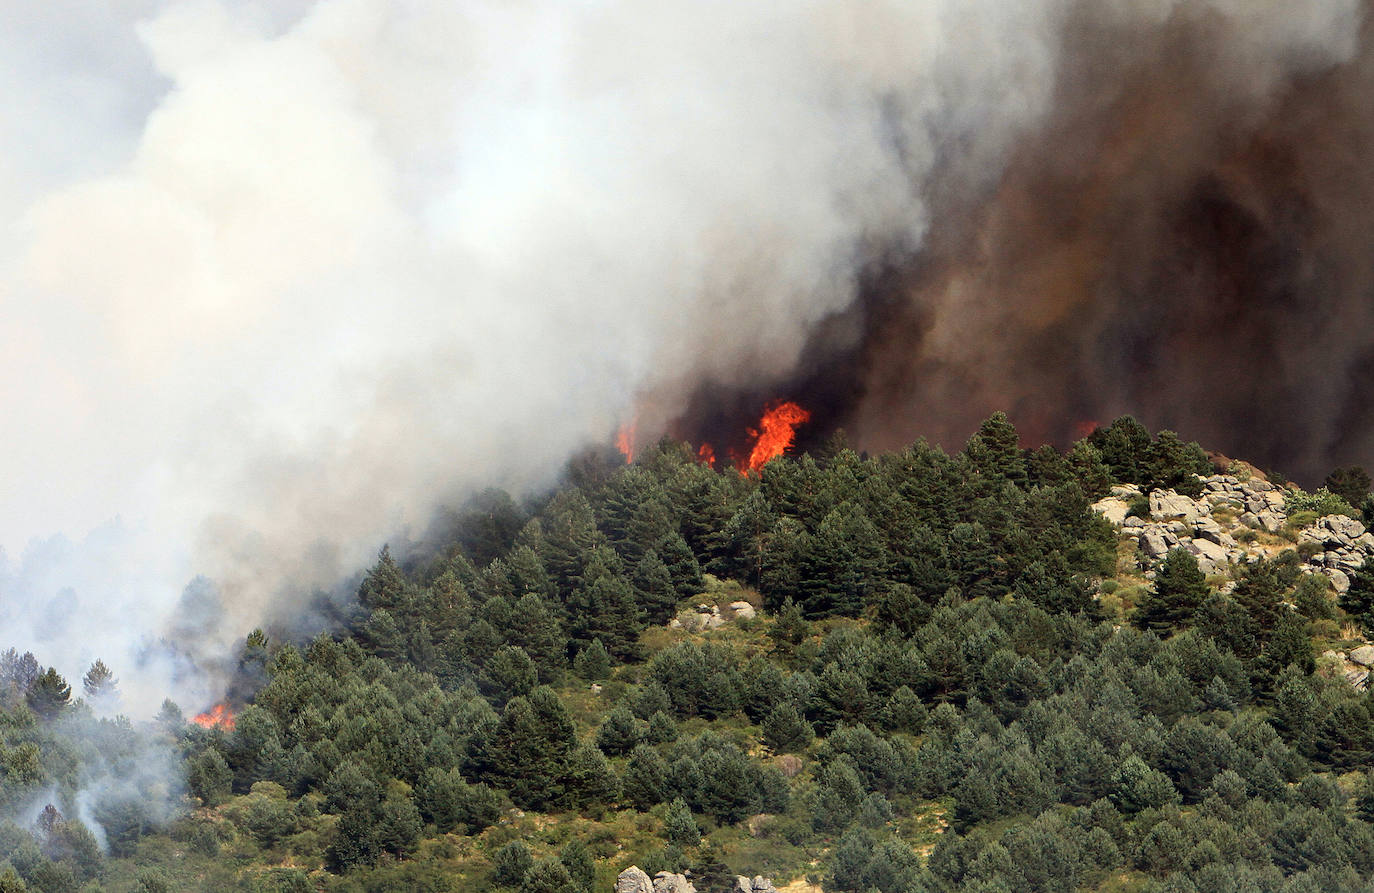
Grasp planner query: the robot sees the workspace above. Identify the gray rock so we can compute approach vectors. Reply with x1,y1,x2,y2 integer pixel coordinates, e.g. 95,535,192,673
1240,511,1261,528
1335,555,1365,573
1328,569,1351,595
1091,498,1131,525
1187,538,1229,573
1123,516,1146,529
1111,484,1142,498
752,879,777,893
1193,519,1236,548
1257,510,1284,533
1139,532,1170,559
1151,489,1202,522
734,879,753,893
1356,533,1374,551
653,871,696,893
1322,650,1347,662
1329,515,1366,542
1347,669,1370,690
618,867,654,893
1351,645,1374,667
728,600,756,620
1250,479,1275,492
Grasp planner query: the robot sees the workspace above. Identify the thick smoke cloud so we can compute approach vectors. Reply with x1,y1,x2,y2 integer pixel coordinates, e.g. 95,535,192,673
838,1,1373,477
0,1,1365,710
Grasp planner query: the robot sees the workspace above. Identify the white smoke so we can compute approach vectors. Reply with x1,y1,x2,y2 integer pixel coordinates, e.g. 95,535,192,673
0,0,1360,712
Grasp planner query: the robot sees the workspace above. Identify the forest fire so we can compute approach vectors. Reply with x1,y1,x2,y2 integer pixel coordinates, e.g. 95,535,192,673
619,400,810,473
616,422,637,463
743,401,811,473
192,703,236,731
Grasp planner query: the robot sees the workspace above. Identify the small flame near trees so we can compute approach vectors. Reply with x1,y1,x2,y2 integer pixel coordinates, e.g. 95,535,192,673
192,703,236,731
618,400,810,473
743,401,811,473
616,422,637,463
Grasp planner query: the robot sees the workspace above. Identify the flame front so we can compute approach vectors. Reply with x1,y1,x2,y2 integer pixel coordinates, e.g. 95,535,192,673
192,703,236,731
616,422,637,463
697,443,716,468
743,401,810,473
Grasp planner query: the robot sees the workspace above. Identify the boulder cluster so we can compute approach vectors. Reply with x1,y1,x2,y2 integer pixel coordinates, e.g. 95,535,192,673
1322,645,1374,690
614,867,776,893
668,600,756,632
1092,475,1373,593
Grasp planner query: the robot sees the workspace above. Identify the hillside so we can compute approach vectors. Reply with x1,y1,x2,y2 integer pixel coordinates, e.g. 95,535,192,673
5,414,1374,892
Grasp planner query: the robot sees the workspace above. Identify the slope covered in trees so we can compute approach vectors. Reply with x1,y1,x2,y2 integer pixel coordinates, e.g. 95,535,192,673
4,415,1374,892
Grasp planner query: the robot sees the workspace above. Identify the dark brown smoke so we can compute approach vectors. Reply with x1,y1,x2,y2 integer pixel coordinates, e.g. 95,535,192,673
677,2,1374,484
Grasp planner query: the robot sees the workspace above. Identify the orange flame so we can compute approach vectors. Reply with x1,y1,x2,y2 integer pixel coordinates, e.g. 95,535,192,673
192,703,236,731
616,422,637,463
743,401,811,473
697,443,716,468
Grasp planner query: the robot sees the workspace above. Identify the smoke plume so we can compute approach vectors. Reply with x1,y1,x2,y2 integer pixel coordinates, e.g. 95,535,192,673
1,1,1369,709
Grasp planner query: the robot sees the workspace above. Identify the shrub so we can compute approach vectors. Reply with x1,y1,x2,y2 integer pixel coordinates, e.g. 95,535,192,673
1285,488,1357,520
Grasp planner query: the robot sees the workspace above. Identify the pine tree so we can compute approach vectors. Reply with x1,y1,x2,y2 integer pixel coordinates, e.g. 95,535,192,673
559,840,595,893
657,531,704,600
1089,416,1153,484
1134,549,1209,633
632,550,680,626
492,840,533,888
595,705,644,756
358,546,407,611
26,668,71,720
507,593,568,683
761,703,814,753
622,744,669,810
768,597,809,652
522,859,576,893
564,743,620,811
1324,466,1372,511
567,574,644,660
1340,567,1374,635
479,646,537,706
964,411,1029,491
1147,431,1210,496
663,797,700,846
81,659,118,702
572,639,612,680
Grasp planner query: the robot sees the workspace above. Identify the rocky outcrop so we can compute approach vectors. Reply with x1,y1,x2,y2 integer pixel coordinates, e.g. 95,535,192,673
669,604,725,632
1090,475,1373,586
728,600,756,620
733,878,776,893
653,872,696,893
1091,496,1131,525
1150,489,1204,523
618,867,654,893
1320,649,1372,690
1295,515,1374,590
1350,645,1374,667
669,600,760,630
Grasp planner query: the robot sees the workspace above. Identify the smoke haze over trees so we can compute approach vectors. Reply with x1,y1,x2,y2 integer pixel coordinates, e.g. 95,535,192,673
5,1,1374,707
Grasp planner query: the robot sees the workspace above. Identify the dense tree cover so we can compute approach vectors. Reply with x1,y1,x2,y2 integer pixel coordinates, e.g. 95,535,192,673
4,414,1374,891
